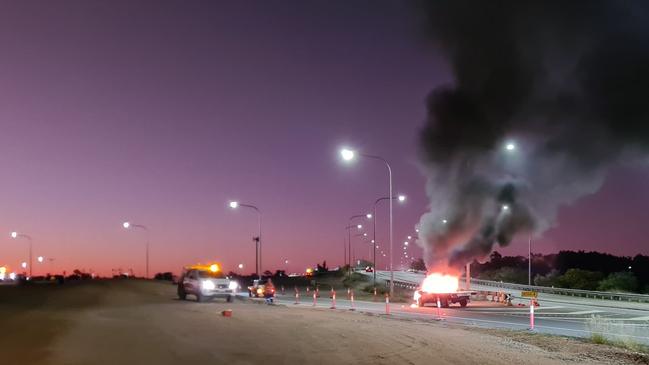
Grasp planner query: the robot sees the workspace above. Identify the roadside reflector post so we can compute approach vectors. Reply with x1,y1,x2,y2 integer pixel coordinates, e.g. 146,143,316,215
294,286,299,305
307,286,310,293
330,288,336,309
385,293,390,315
313,291,317,306
436,296,442,320
281,285,285,295
529,299,535,330
350,290,355,311
347,287,351,299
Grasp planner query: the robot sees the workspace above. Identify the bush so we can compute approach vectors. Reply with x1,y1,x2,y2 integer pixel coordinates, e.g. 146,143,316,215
555,269,603,290
534,269,560,287
597,272,638,292
481,267,528,284
342,272,368,287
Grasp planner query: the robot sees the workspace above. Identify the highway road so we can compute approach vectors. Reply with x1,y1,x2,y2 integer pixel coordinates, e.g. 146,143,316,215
267,270,649,345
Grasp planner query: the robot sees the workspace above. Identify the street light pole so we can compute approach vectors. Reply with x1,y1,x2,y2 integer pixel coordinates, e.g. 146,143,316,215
229,201,262,279
528,235,532,288
371,194,405,287
122,222,150,278
340,149,395,297
10,232,33,277
345,221,364,277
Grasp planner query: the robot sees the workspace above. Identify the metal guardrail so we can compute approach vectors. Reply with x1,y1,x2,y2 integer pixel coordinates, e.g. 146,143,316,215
471,278,649,303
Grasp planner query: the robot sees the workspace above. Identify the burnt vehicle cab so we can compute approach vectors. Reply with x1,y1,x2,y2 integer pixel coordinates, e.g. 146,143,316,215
177,263,239,302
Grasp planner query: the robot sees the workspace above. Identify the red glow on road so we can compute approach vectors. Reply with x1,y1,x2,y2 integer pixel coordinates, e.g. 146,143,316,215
420,273,459,293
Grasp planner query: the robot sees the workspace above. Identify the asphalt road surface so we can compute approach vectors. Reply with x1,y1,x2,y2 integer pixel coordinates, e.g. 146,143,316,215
346,270,649,344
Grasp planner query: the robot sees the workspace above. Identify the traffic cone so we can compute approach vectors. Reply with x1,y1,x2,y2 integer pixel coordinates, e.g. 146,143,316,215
385,293,390,315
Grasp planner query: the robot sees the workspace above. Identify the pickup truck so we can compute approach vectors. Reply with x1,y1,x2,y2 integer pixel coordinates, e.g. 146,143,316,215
413,289,476,308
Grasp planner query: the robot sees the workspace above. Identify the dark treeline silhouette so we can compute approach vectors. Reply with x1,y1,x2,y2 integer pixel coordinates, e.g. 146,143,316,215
471,250,649,294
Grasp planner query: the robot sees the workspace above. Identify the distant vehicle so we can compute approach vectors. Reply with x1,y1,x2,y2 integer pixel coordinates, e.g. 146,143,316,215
248,279,275,299
287,273,301,277
177,263,238,303
365,266,374,272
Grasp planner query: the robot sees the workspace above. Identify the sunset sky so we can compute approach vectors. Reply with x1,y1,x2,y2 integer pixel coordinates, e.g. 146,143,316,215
0,1,647,277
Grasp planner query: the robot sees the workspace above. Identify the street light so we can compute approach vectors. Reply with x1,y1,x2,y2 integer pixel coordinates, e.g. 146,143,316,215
122,221,150,279
346,214,371,274
503,140,534,289
370,194,406,288
10,232,33,277
37,256,44,263
229,201,262,279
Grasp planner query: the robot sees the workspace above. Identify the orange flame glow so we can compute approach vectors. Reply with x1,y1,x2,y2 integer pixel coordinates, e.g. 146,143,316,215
421,273,459,293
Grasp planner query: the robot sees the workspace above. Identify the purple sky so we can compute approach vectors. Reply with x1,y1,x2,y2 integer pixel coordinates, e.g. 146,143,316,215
0,1,646,276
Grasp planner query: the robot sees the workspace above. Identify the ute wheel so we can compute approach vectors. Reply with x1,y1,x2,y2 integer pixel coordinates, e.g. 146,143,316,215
417,299,424,307
441,298,449,308
177,285,187,300
248,290,253,297
196,292,204,303
227,295,234,303
459,299,468,308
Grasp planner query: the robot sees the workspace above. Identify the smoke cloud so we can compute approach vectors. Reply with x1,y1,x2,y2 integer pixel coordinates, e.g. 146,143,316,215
416,0,649,270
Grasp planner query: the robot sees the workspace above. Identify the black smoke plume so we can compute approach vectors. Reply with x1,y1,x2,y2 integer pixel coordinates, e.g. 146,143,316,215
416,0,649,270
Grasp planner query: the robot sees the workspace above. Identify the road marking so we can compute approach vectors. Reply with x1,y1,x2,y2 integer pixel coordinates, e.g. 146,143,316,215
464,306,564,311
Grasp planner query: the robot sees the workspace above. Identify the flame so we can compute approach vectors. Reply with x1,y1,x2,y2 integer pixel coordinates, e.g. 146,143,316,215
420,273,459,293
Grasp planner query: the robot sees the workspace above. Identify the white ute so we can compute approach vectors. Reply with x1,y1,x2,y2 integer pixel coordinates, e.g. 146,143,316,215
177,264,238,302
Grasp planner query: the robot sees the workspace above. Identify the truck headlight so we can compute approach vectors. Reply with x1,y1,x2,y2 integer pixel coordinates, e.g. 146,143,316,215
229,281,239,290
201,280,215,290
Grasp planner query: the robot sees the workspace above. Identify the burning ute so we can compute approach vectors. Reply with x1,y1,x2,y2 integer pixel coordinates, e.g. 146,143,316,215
413,273,475,308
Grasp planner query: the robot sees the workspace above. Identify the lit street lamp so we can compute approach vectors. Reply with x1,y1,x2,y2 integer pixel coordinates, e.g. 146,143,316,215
370,194,406,287
229,201,262,279
503,140,534,288
346,214,370,274
11,232,33,277
122,222,150,279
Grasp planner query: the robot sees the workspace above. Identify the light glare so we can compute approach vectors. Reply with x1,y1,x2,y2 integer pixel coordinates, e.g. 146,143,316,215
340,148,355,161
229,201,239,209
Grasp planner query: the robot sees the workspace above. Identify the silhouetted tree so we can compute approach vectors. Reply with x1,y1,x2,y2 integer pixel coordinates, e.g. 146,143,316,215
598,272,638,292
